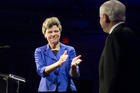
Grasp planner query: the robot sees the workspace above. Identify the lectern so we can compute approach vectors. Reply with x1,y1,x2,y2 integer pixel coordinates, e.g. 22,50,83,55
0,73,26,93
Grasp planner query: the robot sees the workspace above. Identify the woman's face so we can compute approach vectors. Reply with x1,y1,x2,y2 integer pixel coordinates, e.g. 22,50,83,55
44,25,61,45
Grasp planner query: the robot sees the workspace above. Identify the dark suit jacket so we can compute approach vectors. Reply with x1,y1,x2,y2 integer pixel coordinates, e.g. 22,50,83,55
99,23,140,93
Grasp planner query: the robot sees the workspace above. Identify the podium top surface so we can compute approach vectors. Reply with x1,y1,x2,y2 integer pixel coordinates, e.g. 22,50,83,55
0,73,26,83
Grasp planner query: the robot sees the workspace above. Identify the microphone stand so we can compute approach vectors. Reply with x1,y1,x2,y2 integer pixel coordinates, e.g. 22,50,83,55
0,73,9,93
16,81,20,93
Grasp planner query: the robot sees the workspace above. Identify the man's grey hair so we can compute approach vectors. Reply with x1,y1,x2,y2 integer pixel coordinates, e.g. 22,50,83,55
100,0,126,22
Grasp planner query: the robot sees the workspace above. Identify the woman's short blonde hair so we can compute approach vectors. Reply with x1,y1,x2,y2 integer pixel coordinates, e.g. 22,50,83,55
42,17,62,35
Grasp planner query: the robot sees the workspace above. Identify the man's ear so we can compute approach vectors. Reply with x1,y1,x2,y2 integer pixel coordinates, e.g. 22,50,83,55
103,14,110,23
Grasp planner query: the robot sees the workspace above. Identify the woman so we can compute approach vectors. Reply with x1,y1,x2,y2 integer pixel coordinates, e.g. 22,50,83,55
34,17,82,92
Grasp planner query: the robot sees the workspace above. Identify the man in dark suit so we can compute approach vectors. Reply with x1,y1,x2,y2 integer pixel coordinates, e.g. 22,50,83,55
99,0,140,93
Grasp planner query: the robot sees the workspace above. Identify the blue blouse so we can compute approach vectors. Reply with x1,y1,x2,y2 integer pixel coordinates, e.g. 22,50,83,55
34,43,80,92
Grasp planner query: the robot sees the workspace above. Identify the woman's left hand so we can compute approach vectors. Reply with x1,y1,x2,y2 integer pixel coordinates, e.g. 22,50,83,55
71,55,82,68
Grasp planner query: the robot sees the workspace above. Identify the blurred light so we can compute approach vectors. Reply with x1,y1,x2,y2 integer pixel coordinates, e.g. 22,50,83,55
62,37,69,44
0,45,11,48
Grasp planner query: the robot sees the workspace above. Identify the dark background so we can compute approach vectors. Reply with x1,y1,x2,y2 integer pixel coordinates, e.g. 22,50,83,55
0,0,140,93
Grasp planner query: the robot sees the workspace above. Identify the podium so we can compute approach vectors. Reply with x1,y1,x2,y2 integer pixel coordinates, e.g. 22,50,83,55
0,73,26,93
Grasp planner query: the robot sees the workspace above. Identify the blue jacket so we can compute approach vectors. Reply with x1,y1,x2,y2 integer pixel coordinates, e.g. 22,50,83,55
34,43,80,92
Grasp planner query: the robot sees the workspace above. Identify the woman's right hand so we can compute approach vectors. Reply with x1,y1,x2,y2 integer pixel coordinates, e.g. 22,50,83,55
58,50,68,66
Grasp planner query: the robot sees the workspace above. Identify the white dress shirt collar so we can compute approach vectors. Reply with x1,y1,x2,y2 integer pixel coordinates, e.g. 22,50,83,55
109,22,124,34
